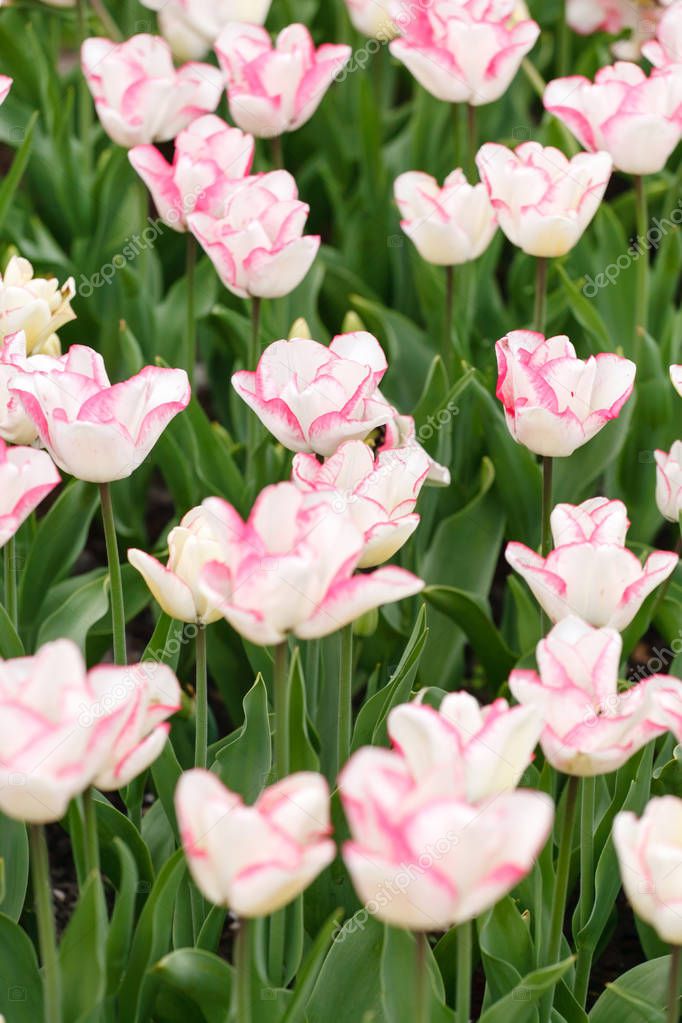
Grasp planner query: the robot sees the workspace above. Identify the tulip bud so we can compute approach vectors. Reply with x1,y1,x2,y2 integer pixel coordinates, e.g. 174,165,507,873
353,607,379,637
289,318,312,340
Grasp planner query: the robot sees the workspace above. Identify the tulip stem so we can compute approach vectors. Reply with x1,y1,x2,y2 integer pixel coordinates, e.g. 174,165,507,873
456,921,472,1023
634,175,649,364
233,919,252,1023
557,0,571,77
271,135,284,170
90,0,122,40
99,484,126,666
574,776,596,1007
246,297,262,482
274,641,290,779
534,256,548,333
194,624,208,770
541,457,553,558
30,825,62,1023
185,234,197,386
338,624,354,775
667,946,681,1023
443,265,454,375
416,931,430,1023
3,537,18,630
466,104,477,181
542,775,579,1019
83,787,100,877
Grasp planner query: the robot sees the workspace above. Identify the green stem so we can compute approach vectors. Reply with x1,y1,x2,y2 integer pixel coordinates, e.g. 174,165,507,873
194,624,208,769
337,624,354,775
466,104,477,181
534,256,548,333
82,787,100,877
443,265,454,375
185,234,197,386
268,909,286,988
233,919,252,1023
557,0,571,77
246,297,262,480
271,135,284,170
3,537,17,630
30,825,62,1023
574,777,596,1007
274,642,290,779
416,931,430,1023
542,776,580,1018
634,175,649,364
667,946,681,1023
541,457,554,558
456,920,472,1023
99,483,126,665
77,0,92,180
90,0,122,39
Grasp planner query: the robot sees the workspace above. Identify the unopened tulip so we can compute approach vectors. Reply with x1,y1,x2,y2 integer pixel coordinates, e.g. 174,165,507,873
176,769,335,915
506,498,678,629
544,63,682,176
380,411,452,487
216,23,351,138
495,331,635,457
394,170,497,266
615,797,682,943
339,745,553,930
510,617,681,776
0,332,63,445
86,660,181,790
129,505,231,624
292,440,430,568
0,257,75,356
672,365,682,396
10,345,190,483
198,483,424,645
140,0,273,60
129,116,254,232
81,34,223,148
476,143,613,257
232,333,393,455
550,496,630,547
387,692,542,802
188,171,320,299
643,3,682,66
0,77,11,104
389,0,540,106
655,442,682,523
344,0,397,38
0,439,60,548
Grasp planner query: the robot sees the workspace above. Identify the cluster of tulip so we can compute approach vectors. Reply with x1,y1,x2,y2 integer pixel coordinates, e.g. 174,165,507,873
0,0,681,1021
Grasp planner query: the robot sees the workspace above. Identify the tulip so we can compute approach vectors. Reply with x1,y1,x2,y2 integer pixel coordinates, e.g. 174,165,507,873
81,34,223,148
188,171,320,300
655,442,682,524
389,0,540,106
0,256,75,356
379,410,452,487
339,744,553,930
128,505,230,624
566,0,664,59
550,496,630,546
393,170,497,266
506,499,679,630
643,3,682,66
198,483,424,645
215,23,351,138
344,0,397,39
386,692,543,802
129,116,255,232
476,143,613,257
232,333,394,455
9,344,190,483
509,617,681,776
672,365,682,397
292,440,430,567
0,439,60,548
544,63,682,177
176,769,336,915
495,331,636,457
140,0,273,60
615,797,682,944
0,332,64,446
0,77,11,104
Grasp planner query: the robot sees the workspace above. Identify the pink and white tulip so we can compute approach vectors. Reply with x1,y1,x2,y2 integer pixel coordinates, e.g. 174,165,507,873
140,0,273,60
216,24,351,138
0,77,11,105
615,797,682,944
643,2,682,66
510,617,682,776
379,411,452,487
9,345,190,483
129,116,254,232
232,333,393,456
550,496,630,547
394,170,497,266
0,440,60,548
339,744,553,930
292,440,430,568
671,365,682,396
198,483,424,645
544,63,682,176
389,0,540,106
655,442,682,524
476,143,613,257
506,498,679,630
566,0,663,59
188,171,320,299
387,692,543,803
0,256,75,356
128,505,232,625
176,769,335,916
344,0,397,38
0,332,64,446
495,331,636,457
81,34,223,148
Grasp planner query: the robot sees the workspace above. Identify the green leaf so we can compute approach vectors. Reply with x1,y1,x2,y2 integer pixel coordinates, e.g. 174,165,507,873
150,739,183,842
59,873,108,1022
288,648,320,774
381,928,452,1023
281,911,343,1023
106,839,139,996
0,912,44,1022
477,958,575,1022
151,948,232,1023
590,957,674,1023
478,897,535,1002
36,574,109,650
0,601,24,658
423,586,517,685
0,814,28,921
0,110,39,234
307,911,384,1023
211,675,272,802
